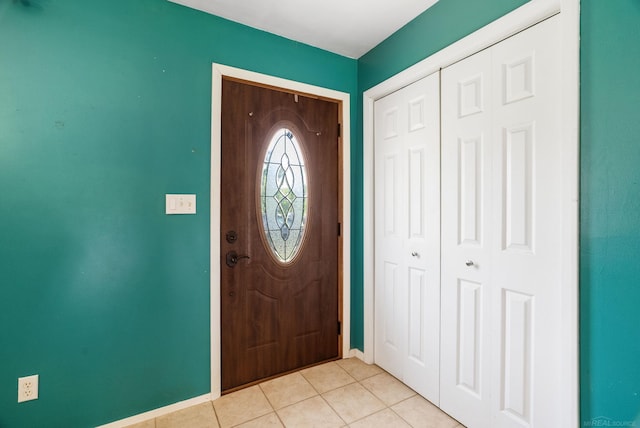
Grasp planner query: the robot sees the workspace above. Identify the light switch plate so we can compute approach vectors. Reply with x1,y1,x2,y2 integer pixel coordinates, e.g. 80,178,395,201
166,194,196,214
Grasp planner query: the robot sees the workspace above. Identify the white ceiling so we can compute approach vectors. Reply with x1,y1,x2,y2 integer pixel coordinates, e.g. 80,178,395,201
169,0,439,59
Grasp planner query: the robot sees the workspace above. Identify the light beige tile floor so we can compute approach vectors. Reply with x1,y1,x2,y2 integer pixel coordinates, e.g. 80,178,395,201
126,358,464,428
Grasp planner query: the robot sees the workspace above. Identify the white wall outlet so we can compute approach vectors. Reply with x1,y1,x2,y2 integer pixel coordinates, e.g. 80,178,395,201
165,194,196,214
18,374,39,403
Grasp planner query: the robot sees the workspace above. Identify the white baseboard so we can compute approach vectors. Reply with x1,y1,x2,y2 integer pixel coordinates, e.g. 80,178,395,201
98,354,366,427
96,394,212,428
347,348,366,361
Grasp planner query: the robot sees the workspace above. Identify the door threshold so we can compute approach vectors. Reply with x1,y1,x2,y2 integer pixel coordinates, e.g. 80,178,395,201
222,356,341,395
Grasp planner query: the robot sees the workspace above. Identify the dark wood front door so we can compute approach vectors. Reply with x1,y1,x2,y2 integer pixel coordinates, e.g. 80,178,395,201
220,78,341,392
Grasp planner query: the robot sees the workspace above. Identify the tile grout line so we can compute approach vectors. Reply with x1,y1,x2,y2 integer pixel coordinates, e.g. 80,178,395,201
208,399,223,428
318,393,348,427
257,382,278,412
334,362,387,427
254,381,289,428
316,380,352,427
298,368,324,397
206,360,451,428
337,364,431,428
272,409,287,428
319,364,395,427
298,363,352,427
388,395,419,428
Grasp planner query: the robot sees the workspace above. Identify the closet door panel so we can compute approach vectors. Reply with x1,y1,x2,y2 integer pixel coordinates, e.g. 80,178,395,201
442,16,563,428
491,16,562,428
441,47,494,427
374,72,441,403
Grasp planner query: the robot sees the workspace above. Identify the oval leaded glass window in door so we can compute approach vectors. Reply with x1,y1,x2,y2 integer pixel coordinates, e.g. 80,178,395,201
260,127,308,263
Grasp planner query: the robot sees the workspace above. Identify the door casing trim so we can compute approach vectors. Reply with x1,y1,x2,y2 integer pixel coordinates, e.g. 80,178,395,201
362,0,579,426
210,64,351,399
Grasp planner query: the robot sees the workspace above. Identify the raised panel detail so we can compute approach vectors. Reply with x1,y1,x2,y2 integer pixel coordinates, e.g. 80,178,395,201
384,108,399,139
458,74,483,118
503,124,534,252
502,290,533,424
408,268,426,364
294,280,321,337
409,96,426,131
457,279,482,397
409,148,424,238
459,136,482,246
503,53,535,104
384,262,399,349
384,155,397,235
246,288,279,349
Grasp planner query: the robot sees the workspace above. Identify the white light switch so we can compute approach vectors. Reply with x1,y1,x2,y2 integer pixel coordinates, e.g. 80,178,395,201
166,194,196,214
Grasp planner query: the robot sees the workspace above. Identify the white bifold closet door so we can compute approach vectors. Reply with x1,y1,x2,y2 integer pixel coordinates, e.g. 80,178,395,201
373,14,565,428
373,71,441,404
440,15,563,428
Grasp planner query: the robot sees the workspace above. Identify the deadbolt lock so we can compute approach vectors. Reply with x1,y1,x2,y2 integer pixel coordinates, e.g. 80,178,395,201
225,230,238,244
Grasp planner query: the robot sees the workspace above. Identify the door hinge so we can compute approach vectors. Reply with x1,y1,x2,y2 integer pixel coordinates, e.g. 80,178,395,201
338,222,341,237
337,123,341,138
337,320,342,335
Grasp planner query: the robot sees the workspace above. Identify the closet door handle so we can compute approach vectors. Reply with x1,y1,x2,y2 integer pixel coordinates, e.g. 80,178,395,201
465,260,475,267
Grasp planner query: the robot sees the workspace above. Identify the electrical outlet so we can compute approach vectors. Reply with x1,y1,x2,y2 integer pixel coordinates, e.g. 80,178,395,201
18,375,39,403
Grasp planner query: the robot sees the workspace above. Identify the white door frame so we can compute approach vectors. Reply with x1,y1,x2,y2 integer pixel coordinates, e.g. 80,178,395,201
210,64,351,399
363,0,579,426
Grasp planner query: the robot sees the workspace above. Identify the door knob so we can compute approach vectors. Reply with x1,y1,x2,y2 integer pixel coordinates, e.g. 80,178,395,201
226,250,250,267
411,252,420,257
465,260,475,267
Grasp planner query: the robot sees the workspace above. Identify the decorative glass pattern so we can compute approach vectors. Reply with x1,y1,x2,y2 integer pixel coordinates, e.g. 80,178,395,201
260,128,308,263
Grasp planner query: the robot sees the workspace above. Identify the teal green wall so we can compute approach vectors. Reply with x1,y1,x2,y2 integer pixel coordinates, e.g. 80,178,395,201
357,0,528,92
3,0,639,425
580,0,640,425
0,0,356,426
